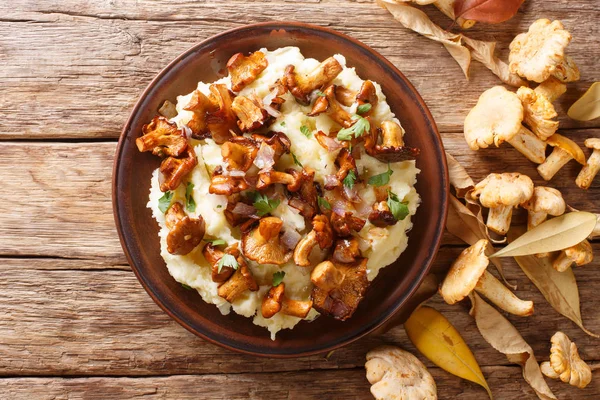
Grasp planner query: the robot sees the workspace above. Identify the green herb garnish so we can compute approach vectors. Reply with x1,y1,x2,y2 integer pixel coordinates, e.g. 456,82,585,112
387,190,409,221
205,238,226,246
181,283,193,290
158,191,174,213
280,121,286,127
218,254,239,273
336,115,370,141
272,271,286,286
368,164,393,187
185,182,196,212
252,192,281,216
318,196,331,211
356,103,372,115
343,170,357,189
300,125,312,138
291,152,303,168
315,91,326,97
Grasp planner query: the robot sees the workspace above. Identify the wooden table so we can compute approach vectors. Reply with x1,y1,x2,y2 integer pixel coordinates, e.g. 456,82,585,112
1,1,598,398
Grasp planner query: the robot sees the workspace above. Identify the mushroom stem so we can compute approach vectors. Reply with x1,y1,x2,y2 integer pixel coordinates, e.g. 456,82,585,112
506,126,546,164
528,210,548,230
576,150,600,189
487,205,513,235
553,252,575,272
534,77,566,103
475,270,534,316
537,148,572,181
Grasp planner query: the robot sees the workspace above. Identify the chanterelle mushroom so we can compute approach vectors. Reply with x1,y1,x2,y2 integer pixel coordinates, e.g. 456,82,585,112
183,90,218,139
283,56,343,105
308,85,353,128
509,19,579,83
208,167,249,195
159,146,198,192
365,346,437,400
217,255,259,303
206,84,239,144
521,186,566,230
221,136,259,172
293,214,334,267
535,77,567,103
356,80,378,116
261,282,313,319
202,242,236,283
226,51,268,92
242,217,291,265
231,95,268,132
553,239,593,272
366,120,420,163
136,116,187,157
310,258,369,320
164,202,205,255
537,134,586,181
470,172,534,235
541,331,592,389
517,86,559,141
576,138,600,189
464,86,547,164
439,239,534,316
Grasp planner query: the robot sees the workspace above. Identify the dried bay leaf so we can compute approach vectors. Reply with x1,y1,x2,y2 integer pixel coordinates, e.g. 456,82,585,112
568,82,600,121
508,227,599,338
404,306,493,399
469,293,557,400
434,0,476,29
446,152,474,196
454,0,525,24
492,212,597,258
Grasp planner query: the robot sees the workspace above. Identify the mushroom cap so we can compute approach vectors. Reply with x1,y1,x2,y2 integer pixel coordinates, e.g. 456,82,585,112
471,172,534,208
584,138,600,150
564,240,593,266
166,216,206,255
517,86,558,140
242,217,291,265
439,239,489,304
464,86,524,150
541,331,592,389
509,19,572,83
547,134,587,165
522,186,566,216
365,346,437,400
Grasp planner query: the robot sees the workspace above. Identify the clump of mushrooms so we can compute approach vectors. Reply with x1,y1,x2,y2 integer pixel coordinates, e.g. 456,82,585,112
464,86,547,164
541,332,592,389
576,138,600,189
509,19,580,83
469,172,534,236
439,239,534,316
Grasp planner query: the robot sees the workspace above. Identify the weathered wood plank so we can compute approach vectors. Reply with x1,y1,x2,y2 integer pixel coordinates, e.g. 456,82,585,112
1,250,598,377
0,1,598,139
0,366,599,400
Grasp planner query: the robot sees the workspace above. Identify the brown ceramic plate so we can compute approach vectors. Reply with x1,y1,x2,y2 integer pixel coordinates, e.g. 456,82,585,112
113,22,448,357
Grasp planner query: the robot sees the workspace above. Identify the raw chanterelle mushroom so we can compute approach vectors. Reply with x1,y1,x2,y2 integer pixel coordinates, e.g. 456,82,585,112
439,239,534,316
541,331,592,389
464,86,547,164
576,138,600,189
261,282,313,319
553,239,593,273
537,133,586,181
517,85,562,141
365,345,437,400
521,186,565,258
310,258,369,320
242,217,291,265
293,214,334,267
470,172,534,236
283,56,343,105
509,19,580,83
164,202,206,255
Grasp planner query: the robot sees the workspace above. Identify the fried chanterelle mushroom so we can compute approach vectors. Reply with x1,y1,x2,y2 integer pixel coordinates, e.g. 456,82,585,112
541,332,592,389
217,255,259,303
470,172,534,235
261,282,313,319
464,86,547,164
164,202,206,255
293,214,334,267
226,51,268,92
136,116,187,157
242,217,291,265
365,346,437,400
576,138,600,189
283,56,343,105
509,19,579,83
439,239,534,316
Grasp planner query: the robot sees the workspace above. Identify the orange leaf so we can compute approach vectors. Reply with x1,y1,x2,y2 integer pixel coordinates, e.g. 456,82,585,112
454,0,525,24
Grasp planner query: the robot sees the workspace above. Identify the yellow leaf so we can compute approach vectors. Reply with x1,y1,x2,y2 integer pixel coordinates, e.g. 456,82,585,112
568,82,600,121
404,306,493,399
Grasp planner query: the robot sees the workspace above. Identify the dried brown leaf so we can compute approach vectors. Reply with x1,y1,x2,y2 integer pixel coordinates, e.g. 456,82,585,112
469,293,557,400
434,0,476,29
568,82,600,121
508,227,599,338
492,212,597,258
446,152,474,197
454,0,525,24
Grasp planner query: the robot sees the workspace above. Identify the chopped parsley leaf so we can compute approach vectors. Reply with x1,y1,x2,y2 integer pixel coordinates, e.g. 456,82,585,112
181,283,193,290
205,238,226,246
368,164,394,187
218,254,239,273
291,152,303,168
252,192,281,216
343,170,357,189
315,91,326,97
300,125,312,138
356,103,372,114
280,121,286,127
158,191,173,213
318,196,332,211
272,271,286,286
185,182,196,212
387,189,409,221
336,115,370,141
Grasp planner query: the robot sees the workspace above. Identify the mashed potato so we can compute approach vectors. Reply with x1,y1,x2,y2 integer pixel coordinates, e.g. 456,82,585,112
147,47,420,339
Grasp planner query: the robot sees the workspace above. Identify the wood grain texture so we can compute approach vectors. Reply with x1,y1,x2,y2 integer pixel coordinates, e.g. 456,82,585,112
0,367,598,400
0,1,598,138
1,250,598,378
